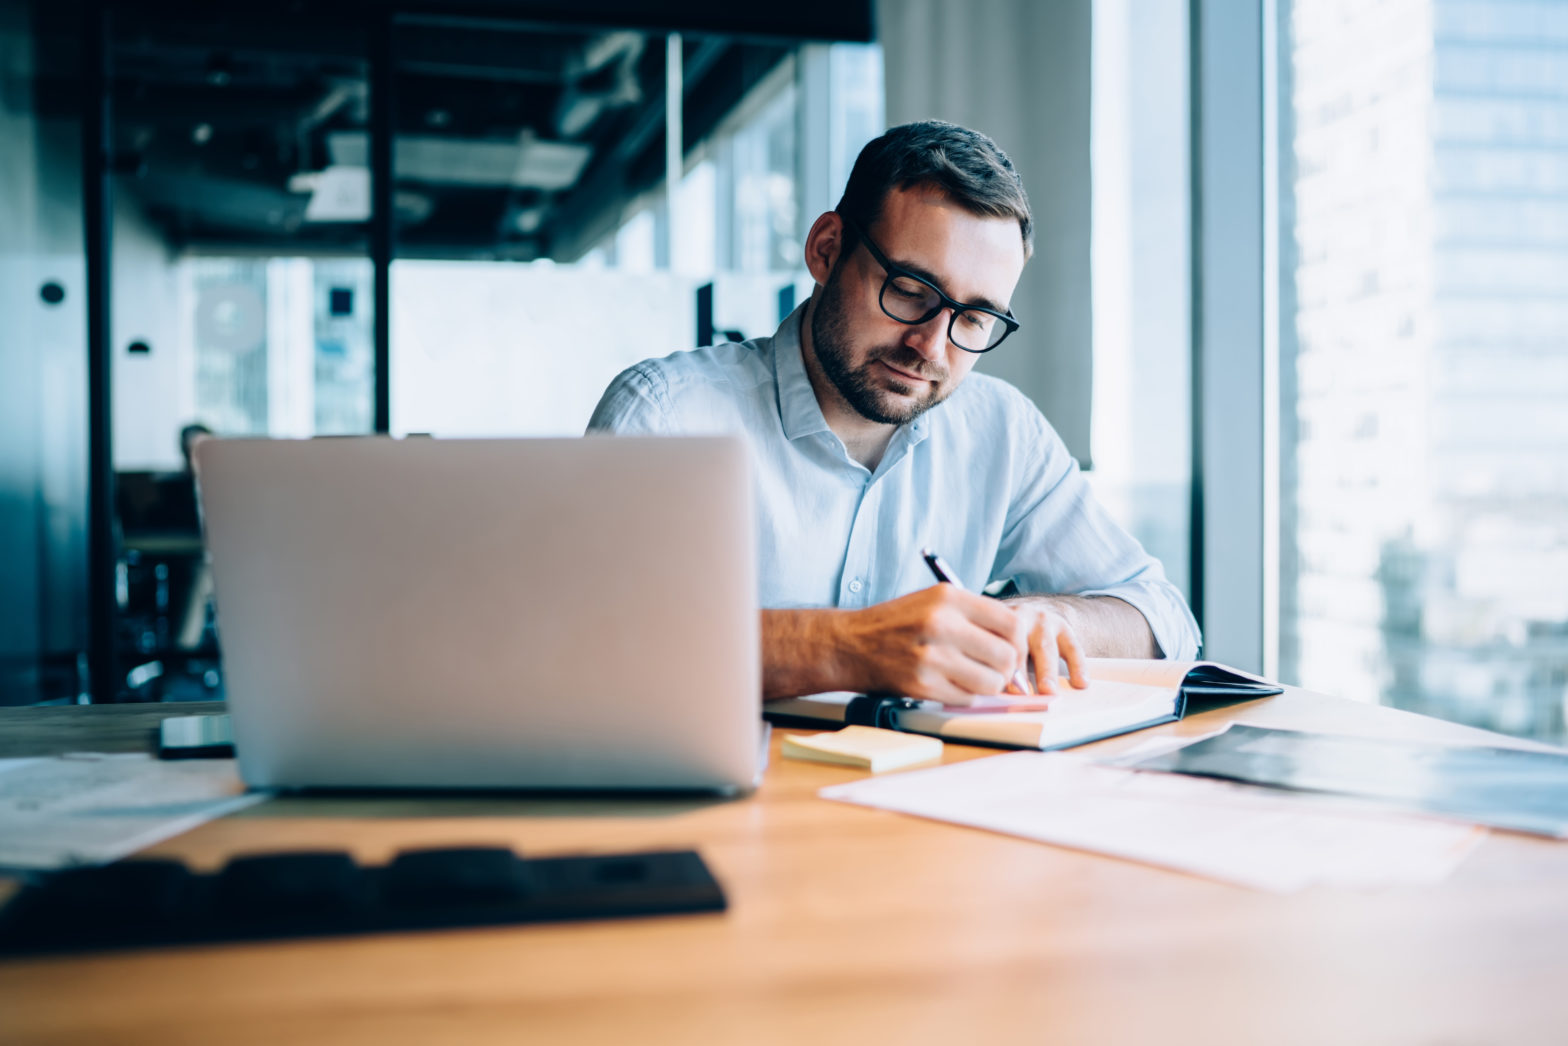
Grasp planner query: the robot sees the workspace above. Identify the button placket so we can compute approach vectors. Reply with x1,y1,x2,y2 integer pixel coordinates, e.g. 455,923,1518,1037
839,480,880,607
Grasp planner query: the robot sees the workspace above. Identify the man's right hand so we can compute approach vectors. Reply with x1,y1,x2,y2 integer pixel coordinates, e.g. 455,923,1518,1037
762,585,1064,705
837,584,1031,704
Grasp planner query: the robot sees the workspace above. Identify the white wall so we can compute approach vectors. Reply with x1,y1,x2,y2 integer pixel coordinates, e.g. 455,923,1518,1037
390,261,698,437
111,194,189,470
880,0,1095,462
1090,0,1193,597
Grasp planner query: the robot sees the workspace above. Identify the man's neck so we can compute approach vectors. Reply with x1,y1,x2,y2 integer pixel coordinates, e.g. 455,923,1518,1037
799,297,898,471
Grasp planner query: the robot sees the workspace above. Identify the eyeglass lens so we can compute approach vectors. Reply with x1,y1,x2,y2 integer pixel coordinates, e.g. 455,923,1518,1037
880,275,1007,351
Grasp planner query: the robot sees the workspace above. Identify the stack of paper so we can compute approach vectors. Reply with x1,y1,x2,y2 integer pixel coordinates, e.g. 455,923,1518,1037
821,751,1484,892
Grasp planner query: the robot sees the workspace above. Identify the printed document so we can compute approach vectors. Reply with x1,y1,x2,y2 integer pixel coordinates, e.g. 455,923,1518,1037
821,751,1484,892
1130,723,1568,837
0,753,267,870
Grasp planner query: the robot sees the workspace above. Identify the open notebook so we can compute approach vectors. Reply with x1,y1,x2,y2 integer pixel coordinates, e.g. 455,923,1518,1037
763,659,1283,751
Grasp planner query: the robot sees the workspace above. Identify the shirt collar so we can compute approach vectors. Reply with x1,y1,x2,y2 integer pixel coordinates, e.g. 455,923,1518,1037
771,297,936,452
773,301,835,441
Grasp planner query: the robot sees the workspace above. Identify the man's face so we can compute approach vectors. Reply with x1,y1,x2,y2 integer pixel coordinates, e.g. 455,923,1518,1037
809,186,1026,426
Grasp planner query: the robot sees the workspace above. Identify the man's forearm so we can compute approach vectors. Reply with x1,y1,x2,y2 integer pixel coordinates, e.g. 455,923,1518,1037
760,608,858,701
1008,595,1158,658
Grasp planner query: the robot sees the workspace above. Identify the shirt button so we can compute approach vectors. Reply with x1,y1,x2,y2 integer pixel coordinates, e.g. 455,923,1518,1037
848,578,863,593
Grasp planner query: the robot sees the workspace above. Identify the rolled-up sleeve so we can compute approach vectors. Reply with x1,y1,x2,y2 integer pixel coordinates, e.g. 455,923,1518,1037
990,411,1201,661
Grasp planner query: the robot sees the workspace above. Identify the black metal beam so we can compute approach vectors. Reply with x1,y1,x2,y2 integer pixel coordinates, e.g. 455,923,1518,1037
396,25,591,83
1187,0,1206,636
385,0,874,45
370,11,393,433
83,1,118,701
116,0,874,44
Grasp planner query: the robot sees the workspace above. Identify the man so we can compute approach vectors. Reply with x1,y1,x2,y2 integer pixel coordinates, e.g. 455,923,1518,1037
589,121,1199,704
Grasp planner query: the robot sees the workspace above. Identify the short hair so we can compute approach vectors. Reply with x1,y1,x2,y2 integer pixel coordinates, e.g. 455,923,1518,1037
834,120,1033,259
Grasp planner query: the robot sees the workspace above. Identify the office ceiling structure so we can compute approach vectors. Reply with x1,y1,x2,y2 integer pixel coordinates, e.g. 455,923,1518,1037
33,0,874,260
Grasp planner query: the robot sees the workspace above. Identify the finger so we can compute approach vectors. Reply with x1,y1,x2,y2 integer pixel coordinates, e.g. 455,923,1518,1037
1006,610,1034,694
922,589,1032,695
946,587,1030,642
963,596,1036,695
928,646,1013,702
892,663,975,706
921,676,991,707
1036,616,1067,695
897,639,1006,706
1028,618,1055,695
937,612,1025,685
999,647,1030,694
1058,626,1089,689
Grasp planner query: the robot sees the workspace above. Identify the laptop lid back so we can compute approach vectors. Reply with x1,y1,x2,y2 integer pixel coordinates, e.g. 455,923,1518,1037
195,436,759,793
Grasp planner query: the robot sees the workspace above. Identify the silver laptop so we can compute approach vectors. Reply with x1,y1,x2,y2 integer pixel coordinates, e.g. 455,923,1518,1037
194,435,761,794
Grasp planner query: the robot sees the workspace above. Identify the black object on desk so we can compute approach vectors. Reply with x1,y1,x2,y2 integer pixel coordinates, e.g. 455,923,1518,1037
0,847,727,957
844,693,926,729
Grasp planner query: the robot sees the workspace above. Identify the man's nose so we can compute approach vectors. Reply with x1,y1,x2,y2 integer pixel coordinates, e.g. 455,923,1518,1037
903,309,952,362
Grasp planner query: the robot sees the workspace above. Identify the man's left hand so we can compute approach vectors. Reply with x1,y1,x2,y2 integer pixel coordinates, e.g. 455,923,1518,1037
1008,600,1089,695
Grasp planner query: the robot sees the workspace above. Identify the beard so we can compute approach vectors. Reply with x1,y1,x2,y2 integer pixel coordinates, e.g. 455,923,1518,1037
809,269,952,426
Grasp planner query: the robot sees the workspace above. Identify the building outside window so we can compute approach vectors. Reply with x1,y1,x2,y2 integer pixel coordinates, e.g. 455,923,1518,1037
1279,0,1568,741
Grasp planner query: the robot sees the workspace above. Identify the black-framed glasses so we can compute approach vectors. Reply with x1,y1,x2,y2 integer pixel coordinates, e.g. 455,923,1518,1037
842,215,1021,353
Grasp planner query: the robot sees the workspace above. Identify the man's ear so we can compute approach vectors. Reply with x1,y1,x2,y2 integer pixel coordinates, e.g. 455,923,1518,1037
803,211,846,286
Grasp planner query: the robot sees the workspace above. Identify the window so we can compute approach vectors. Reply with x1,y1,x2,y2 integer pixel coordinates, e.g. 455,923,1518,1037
1091,0,1193,601
183,258,372,449
1278,0,1568,741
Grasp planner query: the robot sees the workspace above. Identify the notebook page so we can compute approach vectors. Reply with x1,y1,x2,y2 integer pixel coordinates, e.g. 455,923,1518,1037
1083,658,1198,687
894,678,1179,748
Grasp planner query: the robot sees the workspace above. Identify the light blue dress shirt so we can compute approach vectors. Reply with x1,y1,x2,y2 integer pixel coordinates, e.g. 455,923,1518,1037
587,303,1201,660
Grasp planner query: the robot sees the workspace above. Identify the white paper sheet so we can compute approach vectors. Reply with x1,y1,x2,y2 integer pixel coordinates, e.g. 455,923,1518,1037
820,751,1485,892
0,753,268,870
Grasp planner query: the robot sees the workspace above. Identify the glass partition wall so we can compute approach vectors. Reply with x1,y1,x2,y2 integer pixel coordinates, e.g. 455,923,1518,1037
387,24,883,441
386,21,738,439
1,0,87,705
44,0,876,702
105,5,373,700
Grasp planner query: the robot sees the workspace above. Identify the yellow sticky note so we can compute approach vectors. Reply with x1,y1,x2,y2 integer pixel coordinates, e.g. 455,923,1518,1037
782,725,943,773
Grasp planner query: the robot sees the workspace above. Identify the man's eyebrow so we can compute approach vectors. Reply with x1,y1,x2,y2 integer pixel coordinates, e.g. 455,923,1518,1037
888,255,1010,315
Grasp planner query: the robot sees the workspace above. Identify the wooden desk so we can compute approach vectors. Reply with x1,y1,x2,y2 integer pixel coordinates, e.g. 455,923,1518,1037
2,693,1566,1045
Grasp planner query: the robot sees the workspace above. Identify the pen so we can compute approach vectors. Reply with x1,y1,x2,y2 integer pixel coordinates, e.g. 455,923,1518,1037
921,547,1035,696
